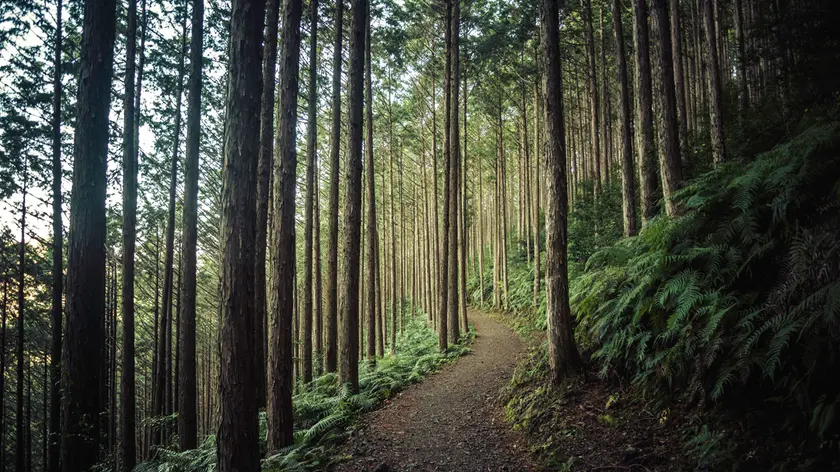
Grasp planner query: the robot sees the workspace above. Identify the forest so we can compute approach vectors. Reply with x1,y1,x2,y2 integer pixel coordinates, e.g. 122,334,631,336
1,0,839,470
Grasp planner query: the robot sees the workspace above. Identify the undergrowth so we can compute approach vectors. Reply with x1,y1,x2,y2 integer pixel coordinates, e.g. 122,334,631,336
134,314,475,471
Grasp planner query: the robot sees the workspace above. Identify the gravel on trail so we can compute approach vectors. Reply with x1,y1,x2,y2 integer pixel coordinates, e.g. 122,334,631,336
333,310,537,472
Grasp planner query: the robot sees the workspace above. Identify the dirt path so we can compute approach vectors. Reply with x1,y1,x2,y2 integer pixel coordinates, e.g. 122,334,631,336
333,310,536,472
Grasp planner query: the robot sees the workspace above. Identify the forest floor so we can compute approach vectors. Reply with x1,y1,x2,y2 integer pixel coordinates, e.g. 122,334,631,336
332,309,537,471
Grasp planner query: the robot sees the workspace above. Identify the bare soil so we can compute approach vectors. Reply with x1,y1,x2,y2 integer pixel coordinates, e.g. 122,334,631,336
332,309,537,472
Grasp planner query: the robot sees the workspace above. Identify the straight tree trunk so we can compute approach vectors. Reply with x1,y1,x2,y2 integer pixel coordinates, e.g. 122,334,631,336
49,0,64,469
218,0,266,467
177,0,204,450
438,0,452,351
16,160,28,472
154,12,187,446
1,280,7,472
733,0,748,113
651,0,683,216
325,0,344,375
448,0,461,344
120,0,138,466
703,0,726,164
670,0,689,157
583,0,602,194
532,81,541,304
540,0,582,385
62,0,117,467
338,0,367,392
365,10,377,364
388,74,398,354
633,0,659,223
314,163,323,375
255,0,281,409
267,0,301,452
613,0,638,236
302,0,319,385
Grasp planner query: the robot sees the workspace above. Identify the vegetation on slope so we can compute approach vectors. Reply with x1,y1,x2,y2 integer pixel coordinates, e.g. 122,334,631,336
482,120,840,470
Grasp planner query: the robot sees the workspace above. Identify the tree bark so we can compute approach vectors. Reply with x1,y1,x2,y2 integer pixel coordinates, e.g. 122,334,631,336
267,0,301,452
613,0,638,236
583,0,602,194
338,0,367,391
49,0,64,468
703,0,726,164
651,0,683,216
255,0,281,409
154,12,187,446
16,160,28,472
62,0,117,467
218,0,266,467
120,0,138,465
325,0,344,374
670,0,689,157
438,0,452,350
365,8,377,364
177,0,204,450
448,0,461,343
302,0,318,385
540,0,582,385
633,0,659,223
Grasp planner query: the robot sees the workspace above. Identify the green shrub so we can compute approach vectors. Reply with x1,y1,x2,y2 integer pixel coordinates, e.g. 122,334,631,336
571,122,840,458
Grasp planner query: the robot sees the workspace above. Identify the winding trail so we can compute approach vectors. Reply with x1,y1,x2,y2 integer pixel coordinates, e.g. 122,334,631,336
334,310,536,471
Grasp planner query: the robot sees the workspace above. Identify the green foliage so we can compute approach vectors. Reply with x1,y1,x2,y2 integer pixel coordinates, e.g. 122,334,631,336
135,315,475,471
571,122,840,465
568,178,625,268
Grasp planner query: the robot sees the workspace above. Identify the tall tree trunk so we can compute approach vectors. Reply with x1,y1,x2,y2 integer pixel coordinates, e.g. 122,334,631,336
314,162,323,375
302,0,319,385
338,0,367,392
651,0,683,216
154,11,187,446
670,0,689,158
448,0,461,343
583,0,602,194
540,0,582,385
703,0,726,164
613,0,638,236
633,0,659,223
459,67,468,334
267,0,301,452
16,160,28,472
120,0,138,466
49,0,64,469
532,79,541,305
365,9,377,364
218,0,266,467
62,0,117,467
255,0,281,409
1,280,7,472
178,0,204,450
438,0,452,351
388,71,398,354
733,0,748,113
325,0,344,375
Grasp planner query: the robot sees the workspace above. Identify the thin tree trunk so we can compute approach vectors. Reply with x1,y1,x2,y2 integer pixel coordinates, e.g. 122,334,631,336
302,0,318,385
613,0,638,236
16,159,28,472
388,68,398,354
365,9,377,364
540,0,582,384
49,0,64,468
154,11,187,446
314,161,323,375
267,0,301,452
651,0,683,216
1,280,7,472
218,0,267,467
703,0,727,164
177,0,204,450
62,0,117,467
670,0,689,158
633,0,659,223
438,0,452,351
448,0,461,343
325,0,344,375
532,79,541,305
120,0,138,465
255,0,281,409
338,0,367,392
583,0,602,194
